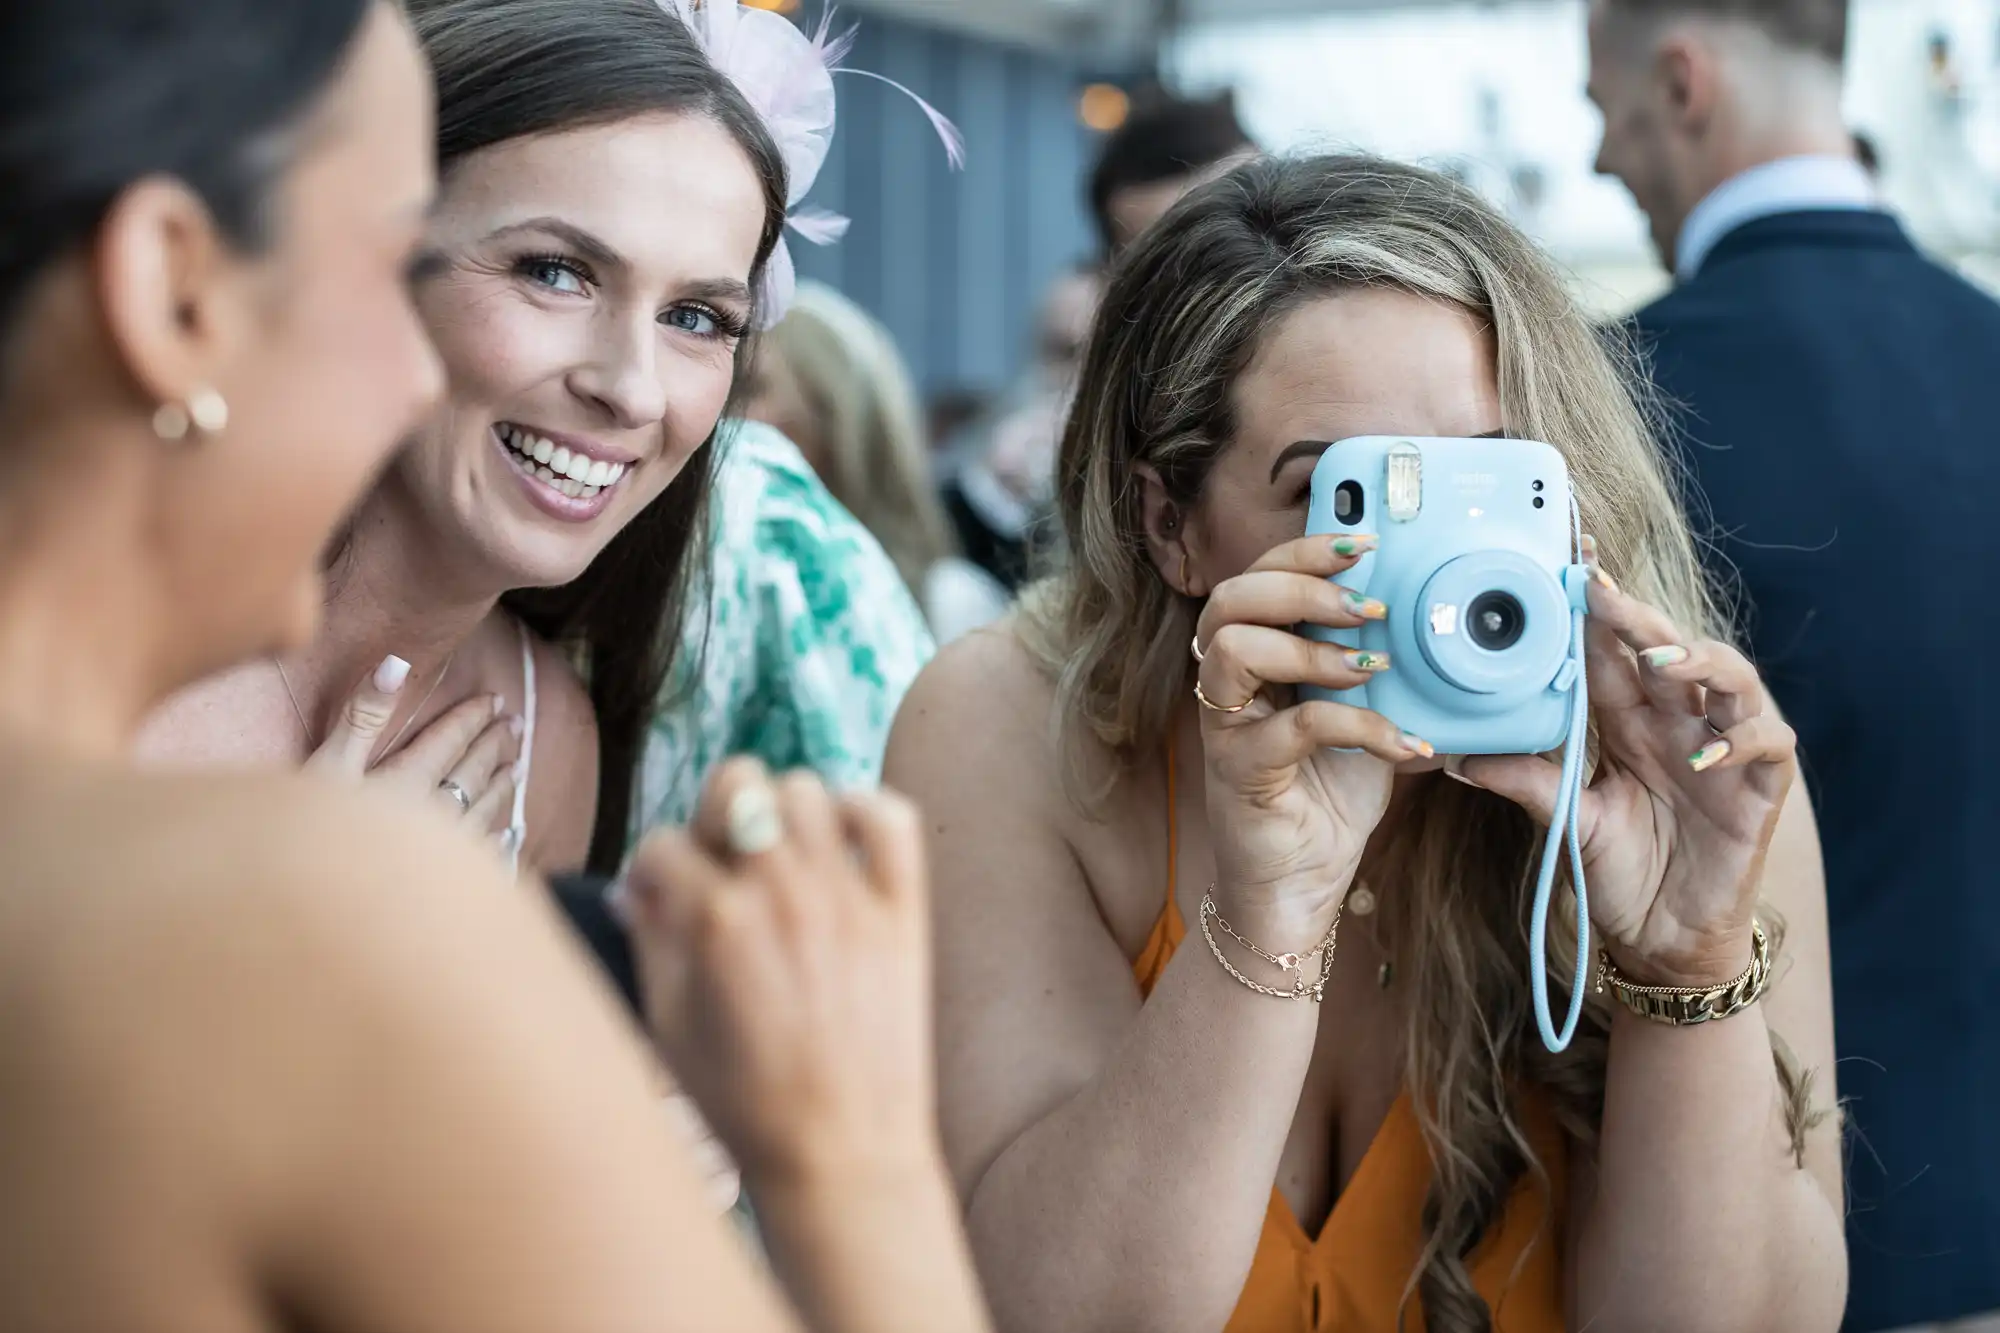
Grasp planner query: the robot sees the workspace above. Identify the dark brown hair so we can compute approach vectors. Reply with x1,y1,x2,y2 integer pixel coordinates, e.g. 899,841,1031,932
1603,0,1847,62
0,0,371,338
1085,89,1253,256
411,0,788,871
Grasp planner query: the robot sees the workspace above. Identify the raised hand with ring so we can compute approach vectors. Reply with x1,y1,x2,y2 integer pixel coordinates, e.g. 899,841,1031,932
296,653,523,840
620,756,945,1196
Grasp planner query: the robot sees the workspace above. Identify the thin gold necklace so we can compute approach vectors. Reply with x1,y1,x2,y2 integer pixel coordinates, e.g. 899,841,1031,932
273,650,456,756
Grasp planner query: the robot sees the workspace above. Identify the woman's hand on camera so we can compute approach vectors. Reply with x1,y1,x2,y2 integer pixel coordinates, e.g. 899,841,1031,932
302,655,522,841
617,758,940,1193
1453,560,1796,986
1193,534,1434,942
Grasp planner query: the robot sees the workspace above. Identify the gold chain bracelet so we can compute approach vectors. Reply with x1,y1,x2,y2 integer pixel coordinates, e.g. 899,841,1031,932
1594,920,1772,1026
1198,890,1343,1002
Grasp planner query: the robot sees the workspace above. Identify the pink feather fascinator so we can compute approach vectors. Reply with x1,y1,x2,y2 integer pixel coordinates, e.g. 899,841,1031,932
659,0,965,327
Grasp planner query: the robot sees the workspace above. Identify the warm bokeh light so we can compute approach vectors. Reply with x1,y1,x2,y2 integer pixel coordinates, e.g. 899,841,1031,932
1078,83,1130,133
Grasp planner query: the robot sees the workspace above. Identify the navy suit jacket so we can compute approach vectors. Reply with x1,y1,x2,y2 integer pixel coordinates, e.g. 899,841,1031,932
1633,210,2000,1332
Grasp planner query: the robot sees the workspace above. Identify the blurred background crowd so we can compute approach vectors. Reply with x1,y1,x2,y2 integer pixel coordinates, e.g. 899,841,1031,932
758,0,2000,623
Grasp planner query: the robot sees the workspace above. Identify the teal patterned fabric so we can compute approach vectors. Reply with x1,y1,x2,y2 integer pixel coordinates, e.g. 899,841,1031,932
637,420,936,833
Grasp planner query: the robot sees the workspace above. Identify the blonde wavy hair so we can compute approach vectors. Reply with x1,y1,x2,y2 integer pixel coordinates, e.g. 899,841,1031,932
764,280,954,597
1018,153,1815,1332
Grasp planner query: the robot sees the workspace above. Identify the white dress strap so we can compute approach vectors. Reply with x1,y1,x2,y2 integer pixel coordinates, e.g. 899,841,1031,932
507,623,538,871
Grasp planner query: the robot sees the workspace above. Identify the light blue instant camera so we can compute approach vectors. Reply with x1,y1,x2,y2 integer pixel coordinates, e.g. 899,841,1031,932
1301,436,1591,756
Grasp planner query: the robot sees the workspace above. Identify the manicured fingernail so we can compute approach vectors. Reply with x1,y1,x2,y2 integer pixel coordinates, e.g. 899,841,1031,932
1579,535,1617,592
489,694,505,717
1401,733,1435,759
1641,645,1689,668
1345,650,1391,672
1332,534,1379,556
1442,755,1481,786
1689,739,1731,772
1342,590,1388,620
508,713,526,738
374,655,411,693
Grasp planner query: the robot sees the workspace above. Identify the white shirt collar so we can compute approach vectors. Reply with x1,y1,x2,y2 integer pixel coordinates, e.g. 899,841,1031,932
1674,154,1879,281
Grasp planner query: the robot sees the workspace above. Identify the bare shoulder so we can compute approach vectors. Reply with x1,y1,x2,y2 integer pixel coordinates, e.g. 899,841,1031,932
518,629,598,873
887,618,1078,838
0,766,560,1044
526,630,595,737
892,618,1055,756
891,627,1152,1198
0,768,546,1219
128,657,299,769
0,763,772,1330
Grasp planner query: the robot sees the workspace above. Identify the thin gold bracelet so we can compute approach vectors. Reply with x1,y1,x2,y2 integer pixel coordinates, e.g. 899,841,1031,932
1197,890,1343,1002
1594,920,1772,1026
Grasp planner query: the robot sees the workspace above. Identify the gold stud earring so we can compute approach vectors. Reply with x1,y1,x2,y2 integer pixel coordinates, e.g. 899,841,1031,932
1178,550,1192,595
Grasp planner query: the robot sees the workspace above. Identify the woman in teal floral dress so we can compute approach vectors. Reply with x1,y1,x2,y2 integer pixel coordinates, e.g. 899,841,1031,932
638,418,936,833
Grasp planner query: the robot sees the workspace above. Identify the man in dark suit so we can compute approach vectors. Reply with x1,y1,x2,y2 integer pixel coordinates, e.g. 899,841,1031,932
1588,4,2000,1330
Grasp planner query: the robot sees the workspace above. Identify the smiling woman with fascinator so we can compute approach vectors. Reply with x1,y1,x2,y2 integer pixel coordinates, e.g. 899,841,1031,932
137,0,961,885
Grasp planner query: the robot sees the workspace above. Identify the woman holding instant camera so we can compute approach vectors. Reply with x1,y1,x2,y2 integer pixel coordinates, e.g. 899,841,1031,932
890,154,1843,1333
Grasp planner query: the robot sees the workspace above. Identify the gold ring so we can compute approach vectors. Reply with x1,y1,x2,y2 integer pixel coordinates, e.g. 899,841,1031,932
1190,633,1206,663
1194,680,1253,713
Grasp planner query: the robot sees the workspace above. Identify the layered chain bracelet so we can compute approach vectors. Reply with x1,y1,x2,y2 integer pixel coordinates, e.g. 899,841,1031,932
1197,890,1343,1002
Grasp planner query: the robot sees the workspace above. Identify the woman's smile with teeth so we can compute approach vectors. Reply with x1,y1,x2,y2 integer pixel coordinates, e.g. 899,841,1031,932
496,423,629,499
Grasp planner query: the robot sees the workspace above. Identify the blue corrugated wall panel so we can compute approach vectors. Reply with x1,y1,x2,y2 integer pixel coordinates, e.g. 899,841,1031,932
791,15,1095,398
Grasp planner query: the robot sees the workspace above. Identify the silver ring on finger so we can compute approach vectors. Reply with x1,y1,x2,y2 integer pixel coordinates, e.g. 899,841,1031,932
438,778,473,815
1190,633,1207,663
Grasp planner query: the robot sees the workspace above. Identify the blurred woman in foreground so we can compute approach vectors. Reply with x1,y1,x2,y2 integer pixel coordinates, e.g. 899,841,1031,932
0,3,986,1331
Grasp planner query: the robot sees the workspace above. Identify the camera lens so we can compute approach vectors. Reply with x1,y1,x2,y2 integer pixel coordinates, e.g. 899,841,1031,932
1466,590,1526,652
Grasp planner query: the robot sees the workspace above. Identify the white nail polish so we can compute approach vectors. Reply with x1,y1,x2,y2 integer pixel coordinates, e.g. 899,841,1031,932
374,655,411,693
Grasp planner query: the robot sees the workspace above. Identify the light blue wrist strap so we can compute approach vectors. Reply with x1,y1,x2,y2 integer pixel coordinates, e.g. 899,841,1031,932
1528,563,1593,1053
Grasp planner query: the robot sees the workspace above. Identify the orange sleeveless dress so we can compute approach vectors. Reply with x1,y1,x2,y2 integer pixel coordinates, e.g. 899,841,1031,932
1137,754,1568,1332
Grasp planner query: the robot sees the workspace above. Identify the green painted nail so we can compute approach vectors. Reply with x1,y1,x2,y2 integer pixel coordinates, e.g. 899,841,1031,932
1332,534,1379,556
1641,645,1690,669
1346,650,1391,672
1688,740,1731,772
1342,590,1388,620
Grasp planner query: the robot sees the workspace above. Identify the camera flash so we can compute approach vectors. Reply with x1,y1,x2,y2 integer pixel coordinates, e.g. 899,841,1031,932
1429,603,1460,636
1386,441,1422,522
